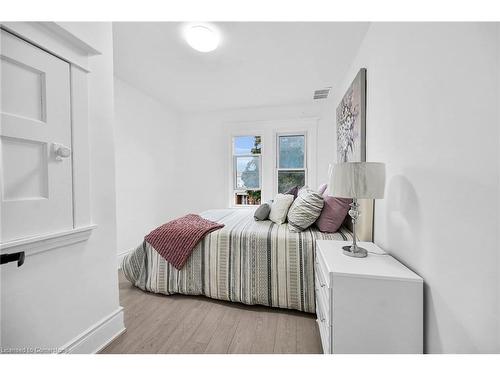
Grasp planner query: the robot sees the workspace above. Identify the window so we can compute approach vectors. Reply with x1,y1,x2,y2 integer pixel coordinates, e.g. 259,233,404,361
276,133,306,193
232,135,262,206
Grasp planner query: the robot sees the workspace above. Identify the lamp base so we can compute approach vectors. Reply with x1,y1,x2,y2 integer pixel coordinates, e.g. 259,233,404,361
342,245,368,258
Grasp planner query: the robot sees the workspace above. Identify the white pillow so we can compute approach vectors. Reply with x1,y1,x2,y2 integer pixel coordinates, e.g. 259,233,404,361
269,194,294,225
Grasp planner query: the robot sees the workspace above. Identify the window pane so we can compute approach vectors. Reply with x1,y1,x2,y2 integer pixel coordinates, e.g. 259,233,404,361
234,135,261,155
278,170,305,193
235,156,260,189
279,135,305,168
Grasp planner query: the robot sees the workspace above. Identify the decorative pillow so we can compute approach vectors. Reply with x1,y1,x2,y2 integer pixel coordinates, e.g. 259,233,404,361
284,185,299,199
254,203,271,221
315,195,352,233
287,188,325,232
297,185,310,196
317,183,328,195
269,194,294,225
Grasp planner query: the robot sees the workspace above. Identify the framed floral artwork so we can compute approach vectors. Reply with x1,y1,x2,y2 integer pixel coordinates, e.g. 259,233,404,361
336,68,366,162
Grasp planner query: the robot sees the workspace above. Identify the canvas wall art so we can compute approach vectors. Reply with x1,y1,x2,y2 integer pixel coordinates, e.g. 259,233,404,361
336,68,367,162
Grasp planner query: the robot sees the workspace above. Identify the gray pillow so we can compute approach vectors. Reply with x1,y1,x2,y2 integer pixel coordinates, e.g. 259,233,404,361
284,185,299,199
254,203,271,221
287,188,324,232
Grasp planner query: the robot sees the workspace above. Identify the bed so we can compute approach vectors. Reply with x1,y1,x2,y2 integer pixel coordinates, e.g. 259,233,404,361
122,208,353,313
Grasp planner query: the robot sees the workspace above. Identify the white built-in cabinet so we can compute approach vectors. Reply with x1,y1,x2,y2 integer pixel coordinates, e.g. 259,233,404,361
0,23,98,256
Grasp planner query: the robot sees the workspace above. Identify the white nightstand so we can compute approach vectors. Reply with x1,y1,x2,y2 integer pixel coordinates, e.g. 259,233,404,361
315,240,423,354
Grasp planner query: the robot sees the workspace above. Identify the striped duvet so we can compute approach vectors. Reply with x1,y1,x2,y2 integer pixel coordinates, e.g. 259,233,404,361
122,208,352,313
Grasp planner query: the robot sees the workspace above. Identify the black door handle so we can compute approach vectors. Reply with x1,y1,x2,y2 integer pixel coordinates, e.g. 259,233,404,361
0,251,25,267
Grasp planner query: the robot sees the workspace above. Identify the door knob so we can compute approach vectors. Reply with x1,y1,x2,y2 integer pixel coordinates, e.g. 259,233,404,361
53,143,71,161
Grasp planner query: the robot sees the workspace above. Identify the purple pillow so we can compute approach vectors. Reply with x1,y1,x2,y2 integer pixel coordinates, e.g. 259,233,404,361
317,183,328,195
315,196,352,233
284,185,299,199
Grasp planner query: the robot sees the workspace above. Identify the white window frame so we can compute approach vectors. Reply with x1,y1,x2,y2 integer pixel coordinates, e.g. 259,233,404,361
231,134,263,207
276,132,308,194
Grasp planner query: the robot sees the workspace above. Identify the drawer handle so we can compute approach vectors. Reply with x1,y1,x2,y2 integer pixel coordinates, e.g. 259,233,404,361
316,307,326,323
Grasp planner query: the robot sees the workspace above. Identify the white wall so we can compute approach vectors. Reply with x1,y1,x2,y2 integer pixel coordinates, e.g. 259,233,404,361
111,83,338,255
176,103,336,214
498,23,500,352
328,22,499,353
0,23,123,352
113,77,182,256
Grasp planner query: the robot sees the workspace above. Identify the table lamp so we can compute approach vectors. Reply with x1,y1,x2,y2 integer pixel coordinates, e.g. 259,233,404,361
330,162,386,258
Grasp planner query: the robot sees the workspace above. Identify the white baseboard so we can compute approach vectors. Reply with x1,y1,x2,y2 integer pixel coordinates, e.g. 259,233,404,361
117,250,131,270
60,307,125,354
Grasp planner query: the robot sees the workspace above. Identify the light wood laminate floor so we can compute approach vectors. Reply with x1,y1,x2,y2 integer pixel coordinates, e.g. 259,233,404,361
100,271,323,354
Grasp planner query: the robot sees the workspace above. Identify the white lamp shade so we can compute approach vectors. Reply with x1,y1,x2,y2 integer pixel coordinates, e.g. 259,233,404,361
330,162,386,199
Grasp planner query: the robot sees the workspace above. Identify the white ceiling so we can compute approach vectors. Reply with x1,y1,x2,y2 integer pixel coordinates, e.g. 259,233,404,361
113,22,369,113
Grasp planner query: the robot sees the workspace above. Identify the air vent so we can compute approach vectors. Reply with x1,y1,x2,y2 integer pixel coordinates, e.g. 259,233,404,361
313,87,331,100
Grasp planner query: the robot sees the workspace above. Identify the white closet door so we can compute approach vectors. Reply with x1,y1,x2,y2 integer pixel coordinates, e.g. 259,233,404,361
1,30,73,242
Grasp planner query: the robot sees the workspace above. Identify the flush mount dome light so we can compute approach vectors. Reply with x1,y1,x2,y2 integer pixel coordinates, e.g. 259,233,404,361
184,24,220,52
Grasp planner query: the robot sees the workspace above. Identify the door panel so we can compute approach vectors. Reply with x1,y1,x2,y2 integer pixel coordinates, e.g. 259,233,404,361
1,30,73,242
1,136,48,200
1,56,46,122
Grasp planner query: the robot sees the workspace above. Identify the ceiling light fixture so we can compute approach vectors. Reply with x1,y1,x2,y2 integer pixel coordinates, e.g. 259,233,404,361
184,24,220,52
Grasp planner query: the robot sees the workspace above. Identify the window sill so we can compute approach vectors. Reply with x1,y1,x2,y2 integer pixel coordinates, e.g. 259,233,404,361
0,224,97,257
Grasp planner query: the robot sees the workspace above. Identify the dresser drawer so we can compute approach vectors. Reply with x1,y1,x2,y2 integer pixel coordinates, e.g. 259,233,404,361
316,298,331,354
315,276,330,323
315,255,332,319
315,244,330,288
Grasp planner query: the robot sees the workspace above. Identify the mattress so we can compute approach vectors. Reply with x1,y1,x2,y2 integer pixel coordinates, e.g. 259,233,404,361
122,208,353,313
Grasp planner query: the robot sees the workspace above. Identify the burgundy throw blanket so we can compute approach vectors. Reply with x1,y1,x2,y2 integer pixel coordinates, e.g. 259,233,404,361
144,214,224,270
